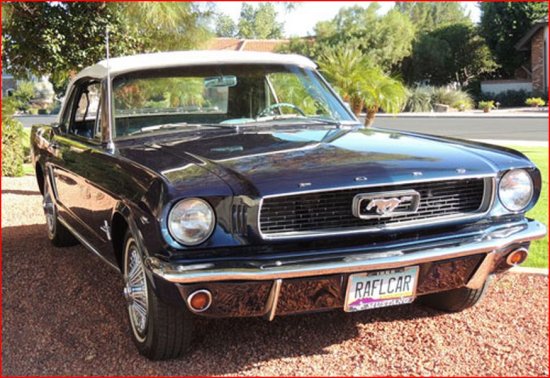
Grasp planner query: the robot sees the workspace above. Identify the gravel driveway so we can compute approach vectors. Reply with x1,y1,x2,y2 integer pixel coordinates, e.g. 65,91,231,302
2,176,548,376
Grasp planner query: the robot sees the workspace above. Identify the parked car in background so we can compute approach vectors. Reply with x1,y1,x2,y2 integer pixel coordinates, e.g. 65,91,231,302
31,51,546,360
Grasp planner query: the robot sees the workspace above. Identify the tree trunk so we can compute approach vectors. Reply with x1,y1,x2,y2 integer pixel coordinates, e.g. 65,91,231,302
364,107,378,127
351,98,364,116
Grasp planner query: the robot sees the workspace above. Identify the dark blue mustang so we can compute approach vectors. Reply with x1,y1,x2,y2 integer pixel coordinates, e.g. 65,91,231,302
31,51,546,360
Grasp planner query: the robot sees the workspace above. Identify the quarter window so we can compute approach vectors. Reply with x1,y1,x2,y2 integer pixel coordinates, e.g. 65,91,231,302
69,82,101,139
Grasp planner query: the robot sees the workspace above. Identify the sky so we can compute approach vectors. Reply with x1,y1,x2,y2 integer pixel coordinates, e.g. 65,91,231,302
214,1,481,37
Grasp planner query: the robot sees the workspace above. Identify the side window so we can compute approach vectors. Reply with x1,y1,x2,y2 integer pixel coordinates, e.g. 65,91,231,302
69,82,101,139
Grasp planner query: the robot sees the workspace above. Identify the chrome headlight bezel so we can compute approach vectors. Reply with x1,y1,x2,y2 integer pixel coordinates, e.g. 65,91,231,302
498,169,534,212
167,198,215,246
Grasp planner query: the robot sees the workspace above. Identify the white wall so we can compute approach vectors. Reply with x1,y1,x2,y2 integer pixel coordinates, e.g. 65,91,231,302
481,80,533,94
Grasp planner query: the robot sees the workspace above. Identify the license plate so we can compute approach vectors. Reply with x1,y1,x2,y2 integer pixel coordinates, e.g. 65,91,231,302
344,266,419,312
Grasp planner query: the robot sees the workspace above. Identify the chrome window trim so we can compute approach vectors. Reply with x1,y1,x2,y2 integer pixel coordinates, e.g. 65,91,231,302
257,175,496,240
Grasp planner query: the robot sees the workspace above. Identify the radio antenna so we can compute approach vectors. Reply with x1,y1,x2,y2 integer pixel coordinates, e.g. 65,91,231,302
105,26,114,151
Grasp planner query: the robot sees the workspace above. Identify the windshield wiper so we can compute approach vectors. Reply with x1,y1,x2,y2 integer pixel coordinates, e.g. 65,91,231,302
249,115,359,129
128,122,245,136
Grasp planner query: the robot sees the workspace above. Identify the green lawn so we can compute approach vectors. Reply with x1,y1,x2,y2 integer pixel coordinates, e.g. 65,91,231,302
508,146,548,268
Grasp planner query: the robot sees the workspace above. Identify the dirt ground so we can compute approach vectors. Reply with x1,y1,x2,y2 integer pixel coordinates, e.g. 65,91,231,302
2,176,548,376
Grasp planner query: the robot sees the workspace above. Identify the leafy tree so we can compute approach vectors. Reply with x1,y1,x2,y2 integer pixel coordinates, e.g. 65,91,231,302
284,4,415,72
237,3,283,39
395,2,470,32
480,2,548,77
120,2,213,52
408,23,497,86
215,14,237,37
2,2,212,90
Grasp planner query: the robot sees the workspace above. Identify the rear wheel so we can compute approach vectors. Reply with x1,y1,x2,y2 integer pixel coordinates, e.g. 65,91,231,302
42,176,78,247
420,277,491,312
123,231,194,360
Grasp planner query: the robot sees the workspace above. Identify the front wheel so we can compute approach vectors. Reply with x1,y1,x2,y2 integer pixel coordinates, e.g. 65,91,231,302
123,231,194,360
420,277,491,313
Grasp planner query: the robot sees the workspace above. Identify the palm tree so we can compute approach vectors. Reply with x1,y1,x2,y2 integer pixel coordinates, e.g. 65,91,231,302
357,66,407,127
318,47,407,127
317,47,371,115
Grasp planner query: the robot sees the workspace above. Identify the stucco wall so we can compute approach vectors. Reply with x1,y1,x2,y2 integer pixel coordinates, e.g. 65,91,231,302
481,80,533,94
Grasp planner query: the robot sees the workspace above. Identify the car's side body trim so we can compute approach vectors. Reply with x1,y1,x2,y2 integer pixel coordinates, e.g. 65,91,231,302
58,216,120,271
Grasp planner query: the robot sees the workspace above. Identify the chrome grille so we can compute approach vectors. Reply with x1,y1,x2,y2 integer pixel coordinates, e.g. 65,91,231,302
259,177,492,237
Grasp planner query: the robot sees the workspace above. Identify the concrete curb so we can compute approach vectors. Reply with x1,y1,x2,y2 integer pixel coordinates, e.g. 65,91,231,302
509,266,548,275
372,111,548,119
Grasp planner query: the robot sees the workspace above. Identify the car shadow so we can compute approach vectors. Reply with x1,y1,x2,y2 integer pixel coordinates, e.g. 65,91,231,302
2,189,41,196
2,223,448,376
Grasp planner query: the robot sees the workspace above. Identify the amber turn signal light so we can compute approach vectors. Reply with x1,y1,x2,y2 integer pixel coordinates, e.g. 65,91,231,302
187,290,212,313
506,248,528,266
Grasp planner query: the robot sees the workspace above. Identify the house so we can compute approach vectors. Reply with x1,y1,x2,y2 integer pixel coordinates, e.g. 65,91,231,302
205,37,289,52
2,71,17,97
515,18,548,93
480,18,548,95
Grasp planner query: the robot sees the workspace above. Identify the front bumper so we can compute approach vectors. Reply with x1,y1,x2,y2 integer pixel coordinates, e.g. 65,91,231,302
146,219,546,318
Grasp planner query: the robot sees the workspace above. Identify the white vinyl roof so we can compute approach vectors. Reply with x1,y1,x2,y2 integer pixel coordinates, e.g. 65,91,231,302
74,50,317,81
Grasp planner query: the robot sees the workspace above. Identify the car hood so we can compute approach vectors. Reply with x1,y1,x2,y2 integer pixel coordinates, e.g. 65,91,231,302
118,127,532,197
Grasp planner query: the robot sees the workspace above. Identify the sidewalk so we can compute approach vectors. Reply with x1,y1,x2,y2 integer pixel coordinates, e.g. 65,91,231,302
374,107,548,119
472,139,548,147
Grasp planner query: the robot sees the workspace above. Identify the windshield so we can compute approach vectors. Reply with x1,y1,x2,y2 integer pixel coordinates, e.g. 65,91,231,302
112,64,355,138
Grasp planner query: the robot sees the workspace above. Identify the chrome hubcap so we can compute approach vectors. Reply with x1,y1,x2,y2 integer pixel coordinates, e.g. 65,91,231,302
43,184,55,233
125,244,149,341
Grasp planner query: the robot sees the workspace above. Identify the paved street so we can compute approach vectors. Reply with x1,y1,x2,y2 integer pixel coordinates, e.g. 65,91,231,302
17,114,548,142
15,115,57,129
372,116,548,142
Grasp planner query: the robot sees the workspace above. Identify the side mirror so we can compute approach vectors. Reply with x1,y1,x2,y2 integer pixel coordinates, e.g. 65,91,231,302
53,123,67,134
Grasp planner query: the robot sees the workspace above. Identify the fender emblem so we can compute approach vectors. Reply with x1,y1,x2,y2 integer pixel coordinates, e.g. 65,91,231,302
100,220,112,241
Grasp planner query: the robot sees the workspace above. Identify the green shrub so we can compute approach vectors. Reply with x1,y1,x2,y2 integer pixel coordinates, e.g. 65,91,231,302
432,87,474,110
12,80,35,112
2,117,25,177
525,97,546,107
2,97,17,122
480,90,548,108
405,86,433,112
478,100,495,110
21,128,32,163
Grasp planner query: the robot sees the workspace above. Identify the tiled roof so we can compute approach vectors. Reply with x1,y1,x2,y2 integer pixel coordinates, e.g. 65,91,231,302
205,38,289,52
515,18,549,51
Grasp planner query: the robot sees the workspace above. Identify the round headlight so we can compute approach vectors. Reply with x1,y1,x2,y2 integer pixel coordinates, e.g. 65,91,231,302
168,198,215,246
498,169,534,212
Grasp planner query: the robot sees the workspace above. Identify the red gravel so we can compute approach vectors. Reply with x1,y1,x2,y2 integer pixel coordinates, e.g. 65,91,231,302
2,176,549,376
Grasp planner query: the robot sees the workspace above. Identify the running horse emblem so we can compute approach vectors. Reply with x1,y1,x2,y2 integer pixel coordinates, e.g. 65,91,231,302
366,196,412,215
